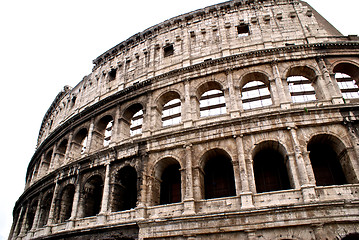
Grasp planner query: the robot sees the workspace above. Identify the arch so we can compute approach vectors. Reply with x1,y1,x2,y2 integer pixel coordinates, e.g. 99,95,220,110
252,141,292,193
57,139,68,154
81,175,103,217
240,72,272,110
200,148,236,199
196,81,226,117
111,166,138,212
333,62,359,99
153,157,182,205
157,91,182,127
38,191,53,228
73,128,88,156
42,149,53,173
95,115,114,147
307,134,349,186
285,66,318,103
25,199,38,232
56,184,75,223
123,103,144,137
341,233,359,240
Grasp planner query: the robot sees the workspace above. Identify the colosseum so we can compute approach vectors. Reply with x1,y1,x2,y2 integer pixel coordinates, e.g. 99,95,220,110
8,0,359,239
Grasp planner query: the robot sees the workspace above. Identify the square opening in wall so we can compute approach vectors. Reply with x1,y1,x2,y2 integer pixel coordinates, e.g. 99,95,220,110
237,24,250,37
164,45,174,57
108,68,117,81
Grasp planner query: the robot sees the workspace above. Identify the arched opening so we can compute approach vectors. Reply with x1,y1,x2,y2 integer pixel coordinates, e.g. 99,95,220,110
98,116,114,147
25,200,38,231
56,185,75,223
197,81,226,117
307,134,348,186
42,150,53,173
130,110,143,136
55,139,68,166
253,141,291,193
123,103,144,138
285,66,318,103
202,149,236,199
38,192,53,228
82,175,103,217
14,207,25,236
112,166,138,212
342,233,359,240
153,158,182,205
334,63,359,100
73,128,88,156
159,92,181,127
241,72,272,110
160,164,181,204
287,76,316,103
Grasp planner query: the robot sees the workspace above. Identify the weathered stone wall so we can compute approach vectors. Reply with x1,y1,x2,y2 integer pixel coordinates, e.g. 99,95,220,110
9,0,359,240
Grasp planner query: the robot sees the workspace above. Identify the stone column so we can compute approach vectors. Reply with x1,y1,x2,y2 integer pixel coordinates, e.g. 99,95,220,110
235,135,254,208
269,79,280,106
286,154,301,189
30,193,43,232
19,202,30,237
110,106,121,143
271,60,291,108
183,79,193,127
227,70,240,117
302,151,316,185
64,131,73,162
316,57,343,104
85,118,95,154
246,230,256,240
288,127,317,202
312,223,327,240
49,145,57,171
98,162,111,224
343,121,359,182
183,144,195,215
45,179,60,234
10,206,24,239
182,28,192,67
68,175,81,229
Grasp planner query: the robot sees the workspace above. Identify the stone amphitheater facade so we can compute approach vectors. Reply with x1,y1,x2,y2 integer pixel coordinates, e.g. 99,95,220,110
9,0,359,239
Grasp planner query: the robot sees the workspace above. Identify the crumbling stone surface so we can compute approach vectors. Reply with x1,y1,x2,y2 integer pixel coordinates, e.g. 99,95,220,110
9,0,359,239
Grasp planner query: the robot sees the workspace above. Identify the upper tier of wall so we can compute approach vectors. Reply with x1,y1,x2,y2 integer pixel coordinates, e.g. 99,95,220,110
36,0,341,147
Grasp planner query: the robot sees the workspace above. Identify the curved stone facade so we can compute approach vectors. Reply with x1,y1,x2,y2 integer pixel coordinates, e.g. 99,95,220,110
9,0,359,239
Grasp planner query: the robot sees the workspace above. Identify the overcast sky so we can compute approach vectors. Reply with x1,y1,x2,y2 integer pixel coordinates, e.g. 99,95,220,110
0,0,358,239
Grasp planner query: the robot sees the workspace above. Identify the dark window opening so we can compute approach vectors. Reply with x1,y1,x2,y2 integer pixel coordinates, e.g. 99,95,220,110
164,45,174,57
308,143,347,186
38,193,52,228
237,24,250,37
254,149,291,193
25,201,38,231
57,185,75,223
160,164,181,204
204,155,236,199
83,176,103,217
112,166,137,212
342,233,359,240
108,68,117,81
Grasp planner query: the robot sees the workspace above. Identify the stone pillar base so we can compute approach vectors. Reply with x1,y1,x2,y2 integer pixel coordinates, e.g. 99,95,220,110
183,120,193,128
240,192,254,209
97,214,107,225
66,220,75,230
183,199,196,215
136,205,147,220
301,184,318,203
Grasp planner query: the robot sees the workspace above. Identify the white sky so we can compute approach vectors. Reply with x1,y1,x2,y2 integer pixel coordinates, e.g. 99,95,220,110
0,0,357,239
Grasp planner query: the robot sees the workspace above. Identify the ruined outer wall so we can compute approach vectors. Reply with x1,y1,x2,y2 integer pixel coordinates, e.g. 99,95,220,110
9,0,359,240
